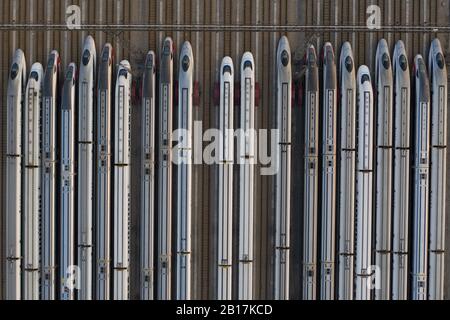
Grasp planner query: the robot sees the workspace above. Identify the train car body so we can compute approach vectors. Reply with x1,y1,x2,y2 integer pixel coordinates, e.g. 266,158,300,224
411,55,430,300
60,63,77,300
23,63,43,300
113,60,132,300
41,50,60,300
5,49,26,300
96,43,113,300
238,52,256,300
176,42,194,300
78,35,96,300
274,36,292,300
337,42,356,300
374,39,393,300
303,44,319,300
140,51,156,300
355,66,374,300
320,42,337,300
217,56,234,300
157,37,174,300
428,38,447,300
392,40,411,300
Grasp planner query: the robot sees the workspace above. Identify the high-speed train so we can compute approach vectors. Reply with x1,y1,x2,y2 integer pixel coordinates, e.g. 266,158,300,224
238,52,256,300
374,39,393,300
113,60,132,300
176,41,194,300
157,37,174,300
217,56,234,300
6,49,26,300
428,38,447,301
411,55,430,301
41,50,60,300
274,36,292,301
78,35,96,300
355,65,374,301
337,42,356,301
303,44,319,301
23,63,43,301
60,63,77,300
320,42,337,300
96,43,113,300
392,40,411,300
140,51,156,300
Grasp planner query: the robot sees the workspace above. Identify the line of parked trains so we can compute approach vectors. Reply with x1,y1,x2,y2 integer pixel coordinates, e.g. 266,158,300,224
3,35,447,300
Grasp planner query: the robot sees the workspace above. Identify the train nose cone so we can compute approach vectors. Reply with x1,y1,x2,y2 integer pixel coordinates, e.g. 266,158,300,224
281,50,290,67
436,52,445,69
82,49,91,66
399,54,408,71
10,63,19,79
382,53,391,69
345,56,353,72
182,55,190,72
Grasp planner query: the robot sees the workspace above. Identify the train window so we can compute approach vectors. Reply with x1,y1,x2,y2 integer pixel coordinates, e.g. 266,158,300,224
47,56,55,69
399,55,407,71
10,63,19,79
66,68,74,81
82,49,91,66
102,49,109,62
244,60,253,70
361,74,370,84
436,52,445,69
345,56,353,72
119,68,128,78
382,53,390,69
182,55,190,72
223,65,232,75
30,71,39,81
281,50,289,67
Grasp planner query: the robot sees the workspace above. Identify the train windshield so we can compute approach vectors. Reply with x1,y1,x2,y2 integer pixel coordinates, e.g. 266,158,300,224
436,53,445,69
281,50,289,66
382,53,390,69
244,60,253,70
82,49,91,66
10,63,19,79
345,56,353,72
30,71,39,81
361,74,370,84
182,55,190,72
119,68,128,78
399,55,408,71
223,65,232,75
102,49,109,62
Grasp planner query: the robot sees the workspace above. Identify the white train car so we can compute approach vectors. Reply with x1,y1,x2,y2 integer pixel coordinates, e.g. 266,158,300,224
411,55,430,300
157,37,174,300
320,42,337,300
5,49,26,300
428,38,447,300
238,52,256,300
176,42,194,300
41,50,60,300
392,40,411,300
96,43,113,300
274,36,292,300
337,42,356,300
60,63,77,300
23,63,43,300
355,66,374,300
303,44,319,300
113,61,132,300
140,51,156,300
78,35,96,300
374,39,393,300
217,56,234,300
